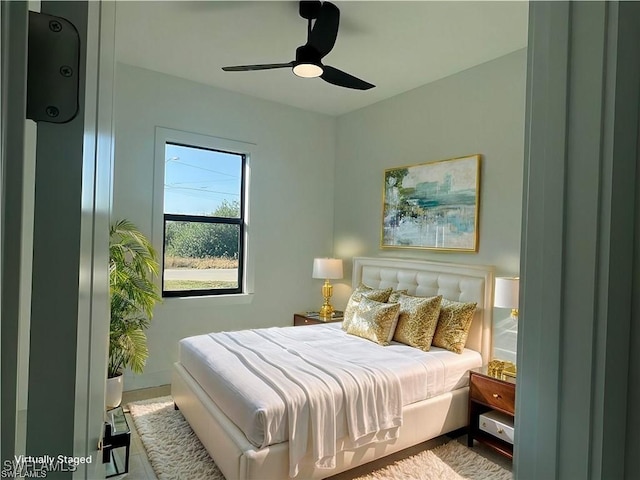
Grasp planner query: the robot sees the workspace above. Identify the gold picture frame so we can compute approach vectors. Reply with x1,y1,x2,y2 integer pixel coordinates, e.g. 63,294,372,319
381,154,481,252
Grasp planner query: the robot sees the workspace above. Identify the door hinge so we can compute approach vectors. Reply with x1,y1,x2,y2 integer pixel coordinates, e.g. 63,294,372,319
26,11,80,123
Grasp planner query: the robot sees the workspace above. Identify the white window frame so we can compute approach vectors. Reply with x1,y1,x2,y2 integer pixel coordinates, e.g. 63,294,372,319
153,127,255,304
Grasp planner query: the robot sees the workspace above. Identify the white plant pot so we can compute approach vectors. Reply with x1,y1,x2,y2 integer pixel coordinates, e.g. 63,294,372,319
106,374,123,409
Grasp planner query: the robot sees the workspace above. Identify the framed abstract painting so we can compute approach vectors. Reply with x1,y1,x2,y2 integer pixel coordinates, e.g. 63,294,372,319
381,154,481,252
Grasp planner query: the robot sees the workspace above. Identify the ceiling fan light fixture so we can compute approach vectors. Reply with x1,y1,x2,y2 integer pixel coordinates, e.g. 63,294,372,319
222,2,375,90
293,62,323,78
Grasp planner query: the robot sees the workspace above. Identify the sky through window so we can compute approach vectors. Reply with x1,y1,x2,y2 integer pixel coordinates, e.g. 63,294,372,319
164,143,241,216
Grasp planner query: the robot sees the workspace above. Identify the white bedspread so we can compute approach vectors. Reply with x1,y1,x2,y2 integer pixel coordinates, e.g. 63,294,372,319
178,323,482,477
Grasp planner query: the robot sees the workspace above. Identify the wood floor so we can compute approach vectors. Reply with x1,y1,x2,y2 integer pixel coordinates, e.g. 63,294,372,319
118,385,513,479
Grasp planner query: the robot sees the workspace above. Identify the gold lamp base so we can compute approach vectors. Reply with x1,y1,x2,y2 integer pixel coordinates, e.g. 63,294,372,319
318,279,334,318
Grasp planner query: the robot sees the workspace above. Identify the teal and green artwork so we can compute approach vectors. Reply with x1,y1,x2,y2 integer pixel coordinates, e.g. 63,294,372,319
382,154,481,252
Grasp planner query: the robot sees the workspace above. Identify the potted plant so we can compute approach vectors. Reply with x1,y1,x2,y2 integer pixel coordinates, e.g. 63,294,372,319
107,219,161,408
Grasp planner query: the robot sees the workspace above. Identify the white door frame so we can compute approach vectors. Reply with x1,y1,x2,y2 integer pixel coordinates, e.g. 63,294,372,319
0,1,116,478
516,2,640,479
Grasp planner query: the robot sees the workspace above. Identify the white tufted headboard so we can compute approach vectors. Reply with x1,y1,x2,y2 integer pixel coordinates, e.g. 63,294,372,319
352,257,495,363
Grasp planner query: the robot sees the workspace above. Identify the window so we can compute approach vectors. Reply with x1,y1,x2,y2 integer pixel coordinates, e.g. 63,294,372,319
162,141,246,297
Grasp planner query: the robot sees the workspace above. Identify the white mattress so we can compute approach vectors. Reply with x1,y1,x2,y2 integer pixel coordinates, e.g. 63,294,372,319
178,322,482,449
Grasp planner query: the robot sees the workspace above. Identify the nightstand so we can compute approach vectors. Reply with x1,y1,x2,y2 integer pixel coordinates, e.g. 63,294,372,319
467,366,515,459
293,311,343,326
103,406,131,477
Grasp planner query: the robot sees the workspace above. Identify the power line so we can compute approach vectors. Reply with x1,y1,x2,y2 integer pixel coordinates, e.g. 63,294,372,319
167,159,239,178
165,190,227,200
167,179,237,186
165,185,239,196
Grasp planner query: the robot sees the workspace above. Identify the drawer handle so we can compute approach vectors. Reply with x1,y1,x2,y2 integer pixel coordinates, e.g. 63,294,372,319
492,393,501,399
481,422,486,427
497,428,505,434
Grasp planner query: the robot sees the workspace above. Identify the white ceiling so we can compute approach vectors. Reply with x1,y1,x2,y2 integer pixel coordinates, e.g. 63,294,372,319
115,1,528,116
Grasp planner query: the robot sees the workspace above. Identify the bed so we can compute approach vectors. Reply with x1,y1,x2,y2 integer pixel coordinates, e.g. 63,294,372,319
171,257,495,480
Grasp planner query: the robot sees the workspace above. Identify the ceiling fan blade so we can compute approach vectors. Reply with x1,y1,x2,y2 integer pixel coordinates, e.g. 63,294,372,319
222,62,294,72
308,1,339,58
321,65,375,90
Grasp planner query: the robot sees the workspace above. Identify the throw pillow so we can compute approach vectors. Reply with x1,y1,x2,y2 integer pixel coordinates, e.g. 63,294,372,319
392,294,443,351
432,298,477,354
346,297,401,346
342,284,393,331
387,290,409,303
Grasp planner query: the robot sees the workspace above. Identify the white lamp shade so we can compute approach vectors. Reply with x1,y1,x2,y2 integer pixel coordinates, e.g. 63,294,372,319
312,258,343,280
494,276,520,309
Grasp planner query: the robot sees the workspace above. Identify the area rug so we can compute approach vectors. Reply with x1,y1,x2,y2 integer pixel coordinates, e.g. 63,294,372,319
129,396,512,480
350,440,512,480
128,396,224,480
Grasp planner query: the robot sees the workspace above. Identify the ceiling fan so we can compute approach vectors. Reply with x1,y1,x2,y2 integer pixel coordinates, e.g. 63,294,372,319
222,1,375,90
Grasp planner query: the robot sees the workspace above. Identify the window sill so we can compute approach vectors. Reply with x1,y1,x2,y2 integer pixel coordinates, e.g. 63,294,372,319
162,292,254,308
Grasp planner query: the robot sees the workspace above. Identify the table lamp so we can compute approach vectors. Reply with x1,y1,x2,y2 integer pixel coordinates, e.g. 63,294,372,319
489,276,520,379
494,276,520,319
312,258,343,318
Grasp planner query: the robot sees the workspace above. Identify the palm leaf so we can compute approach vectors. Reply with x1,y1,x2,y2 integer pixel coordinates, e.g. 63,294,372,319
108,219,160,376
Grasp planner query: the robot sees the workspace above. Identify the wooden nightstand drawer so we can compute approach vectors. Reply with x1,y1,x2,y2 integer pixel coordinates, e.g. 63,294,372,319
294,315,321,326
470,373,515,414
293,313,343,326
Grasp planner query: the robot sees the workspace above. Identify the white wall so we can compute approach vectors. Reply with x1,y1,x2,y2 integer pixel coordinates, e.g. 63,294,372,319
113,64,337,389
114,50,526,388
333,49,527,362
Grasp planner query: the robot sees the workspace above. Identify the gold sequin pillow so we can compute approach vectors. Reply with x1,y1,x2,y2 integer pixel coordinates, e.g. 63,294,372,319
342,284,393,331
392,294,443,351
432,298,478,354
387,290,409,303
346,297,400,346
